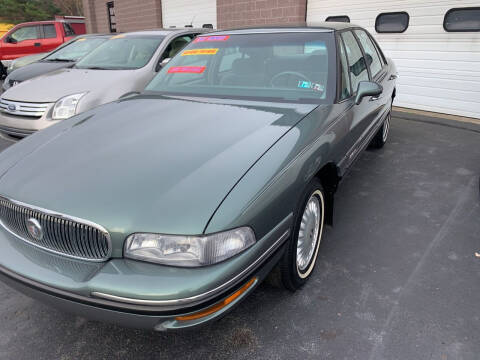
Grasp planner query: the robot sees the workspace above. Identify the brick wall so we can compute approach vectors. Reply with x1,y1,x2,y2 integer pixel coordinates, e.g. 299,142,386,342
115,0,162,32
82,0,162,34
217,0,307,29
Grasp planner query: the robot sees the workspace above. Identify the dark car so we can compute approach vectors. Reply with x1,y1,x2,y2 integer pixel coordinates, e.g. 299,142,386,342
2,34,110,91
0,24,396,331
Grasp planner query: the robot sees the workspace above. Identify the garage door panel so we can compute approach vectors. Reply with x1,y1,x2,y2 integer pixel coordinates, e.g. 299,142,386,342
307,0,480,118
162,0,216,28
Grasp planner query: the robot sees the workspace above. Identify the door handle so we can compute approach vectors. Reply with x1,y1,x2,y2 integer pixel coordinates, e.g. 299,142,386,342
34,42,41,47
388,74,397,81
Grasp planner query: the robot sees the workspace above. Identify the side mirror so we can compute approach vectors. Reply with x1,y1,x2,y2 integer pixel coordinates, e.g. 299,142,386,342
155,57,171,72
355,81,383,105
6,36,17,44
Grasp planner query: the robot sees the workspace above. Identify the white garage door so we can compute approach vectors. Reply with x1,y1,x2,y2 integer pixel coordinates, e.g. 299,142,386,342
162,0,216,29
307,0,480,119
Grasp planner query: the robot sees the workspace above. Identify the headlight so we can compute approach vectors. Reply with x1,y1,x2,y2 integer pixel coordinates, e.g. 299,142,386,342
52,93,86,120
124,227,256,267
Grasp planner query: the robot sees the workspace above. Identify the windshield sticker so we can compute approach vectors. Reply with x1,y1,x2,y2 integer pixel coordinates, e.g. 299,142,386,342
297,81,325,93
110,34,126,39
182,48,219,56
168,66,206,74
77,38,86,42
194,35,229,43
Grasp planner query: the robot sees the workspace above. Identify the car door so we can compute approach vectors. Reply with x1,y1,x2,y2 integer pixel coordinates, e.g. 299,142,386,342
1,25,42,60
40,24,62,53
339,29,386,168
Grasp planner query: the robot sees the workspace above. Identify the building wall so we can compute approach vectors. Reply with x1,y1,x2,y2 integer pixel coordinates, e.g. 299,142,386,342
115,0,162,31
83,0,111,33
217,0,307,28
82,0,162,33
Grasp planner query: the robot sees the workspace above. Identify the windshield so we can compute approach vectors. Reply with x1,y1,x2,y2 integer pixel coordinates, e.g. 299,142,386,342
145,32,336,103
75,35,164,70
44,37,107,62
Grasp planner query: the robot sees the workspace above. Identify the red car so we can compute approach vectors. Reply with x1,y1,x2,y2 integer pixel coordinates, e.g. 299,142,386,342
0,18,86,76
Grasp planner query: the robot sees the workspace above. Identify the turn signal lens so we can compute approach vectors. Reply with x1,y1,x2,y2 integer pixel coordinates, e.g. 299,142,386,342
175,277,257,321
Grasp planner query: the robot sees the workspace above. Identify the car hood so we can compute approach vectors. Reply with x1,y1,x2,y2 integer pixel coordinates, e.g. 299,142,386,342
1,68,137,103
6,61,75,84
0,95,318,253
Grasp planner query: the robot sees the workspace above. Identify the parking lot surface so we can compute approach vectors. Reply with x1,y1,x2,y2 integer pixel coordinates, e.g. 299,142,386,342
0,95,479,359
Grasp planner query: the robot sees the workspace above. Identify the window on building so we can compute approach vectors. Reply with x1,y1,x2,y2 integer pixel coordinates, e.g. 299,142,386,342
337,37,352,100
63,23,76,37
354,30,383,77
106,1,116,33
43,24,57,38
444,7,480,32
375,12,409,33
341,31,369,92
326,15,350,23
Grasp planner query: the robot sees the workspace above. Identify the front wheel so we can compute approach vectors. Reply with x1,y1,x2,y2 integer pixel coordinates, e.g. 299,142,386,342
280,179,325,291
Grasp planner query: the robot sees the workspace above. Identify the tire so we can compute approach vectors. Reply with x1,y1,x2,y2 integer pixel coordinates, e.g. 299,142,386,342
370,104,392,149
280,179,325,291
0,63,6,79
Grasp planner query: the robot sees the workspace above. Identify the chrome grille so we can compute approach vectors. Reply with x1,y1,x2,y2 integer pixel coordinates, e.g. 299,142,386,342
0,197,111,262
0,98,50,117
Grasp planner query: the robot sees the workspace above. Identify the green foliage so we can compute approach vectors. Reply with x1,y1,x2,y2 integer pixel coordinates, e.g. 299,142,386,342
0,0,61,24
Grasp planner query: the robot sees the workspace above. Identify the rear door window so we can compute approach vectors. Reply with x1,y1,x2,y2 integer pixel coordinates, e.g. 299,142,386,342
341,31,369,92
43,24,57,39
354,30,383,77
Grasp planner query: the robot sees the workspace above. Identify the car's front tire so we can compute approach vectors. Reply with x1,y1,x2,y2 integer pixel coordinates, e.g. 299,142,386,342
280,179,325,291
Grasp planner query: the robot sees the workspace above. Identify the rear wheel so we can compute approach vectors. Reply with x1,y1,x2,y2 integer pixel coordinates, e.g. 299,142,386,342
280,179,325,291
370,105,391,149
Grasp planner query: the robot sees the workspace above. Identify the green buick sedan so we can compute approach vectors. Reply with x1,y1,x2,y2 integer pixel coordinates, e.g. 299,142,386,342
0,23,396,330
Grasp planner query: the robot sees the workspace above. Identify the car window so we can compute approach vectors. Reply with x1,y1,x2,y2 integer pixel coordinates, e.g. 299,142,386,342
338,37,352,100
146,32,336,104
63,23,76,37
160,35,193,62
10,26,39,42
354,30,382,77
75,35,164,70
44,37,107,61
43,24,57,39
340,31,369,92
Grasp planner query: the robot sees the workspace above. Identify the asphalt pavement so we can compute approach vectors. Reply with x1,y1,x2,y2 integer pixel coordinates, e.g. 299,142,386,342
0,91,479,359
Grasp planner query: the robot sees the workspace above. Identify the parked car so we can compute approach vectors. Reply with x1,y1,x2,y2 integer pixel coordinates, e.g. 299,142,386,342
0,28,206,139
5,52,48,75
0,24,396,330
0,19,85,77
3,34,110,91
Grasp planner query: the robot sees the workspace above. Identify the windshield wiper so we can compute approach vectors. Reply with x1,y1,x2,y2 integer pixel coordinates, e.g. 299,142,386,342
44,58,75,62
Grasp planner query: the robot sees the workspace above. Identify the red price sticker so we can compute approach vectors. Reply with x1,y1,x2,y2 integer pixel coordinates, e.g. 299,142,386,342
194,35,229,43
167,66,206,74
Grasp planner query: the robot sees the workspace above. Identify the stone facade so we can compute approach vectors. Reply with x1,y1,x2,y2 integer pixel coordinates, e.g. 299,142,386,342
82,0,307,33
217,0,307,28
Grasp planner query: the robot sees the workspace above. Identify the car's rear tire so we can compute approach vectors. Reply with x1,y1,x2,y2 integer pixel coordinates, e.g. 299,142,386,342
280,179,325,291
370,104,392,149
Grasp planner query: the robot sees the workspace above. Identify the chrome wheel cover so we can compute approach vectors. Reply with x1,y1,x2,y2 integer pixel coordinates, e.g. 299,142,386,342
382,112,391,142
296,191,323,275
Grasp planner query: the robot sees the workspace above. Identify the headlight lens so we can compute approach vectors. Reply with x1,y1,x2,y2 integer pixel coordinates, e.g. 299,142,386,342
52,93,86,120
124,227,256,267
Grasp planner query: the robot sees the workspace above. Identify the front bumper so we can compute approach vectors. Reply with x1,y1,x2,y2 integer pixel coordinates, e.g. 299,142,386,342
0,102,57,139
0,216,291,330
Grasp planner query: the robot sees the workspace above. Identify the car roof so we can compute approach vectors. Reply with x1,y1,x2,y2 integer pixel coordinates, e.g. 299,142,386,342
209,22,357,35
119,28,207,37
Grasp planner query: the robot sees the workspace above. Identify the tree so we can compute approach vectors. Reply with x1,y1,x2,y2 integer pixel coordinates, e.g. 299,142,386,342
0,0,61,23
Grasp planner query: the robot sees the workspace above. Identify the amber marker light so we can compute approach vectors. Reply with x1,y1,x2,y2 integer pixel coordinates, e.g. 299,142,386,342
175,277,257,321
